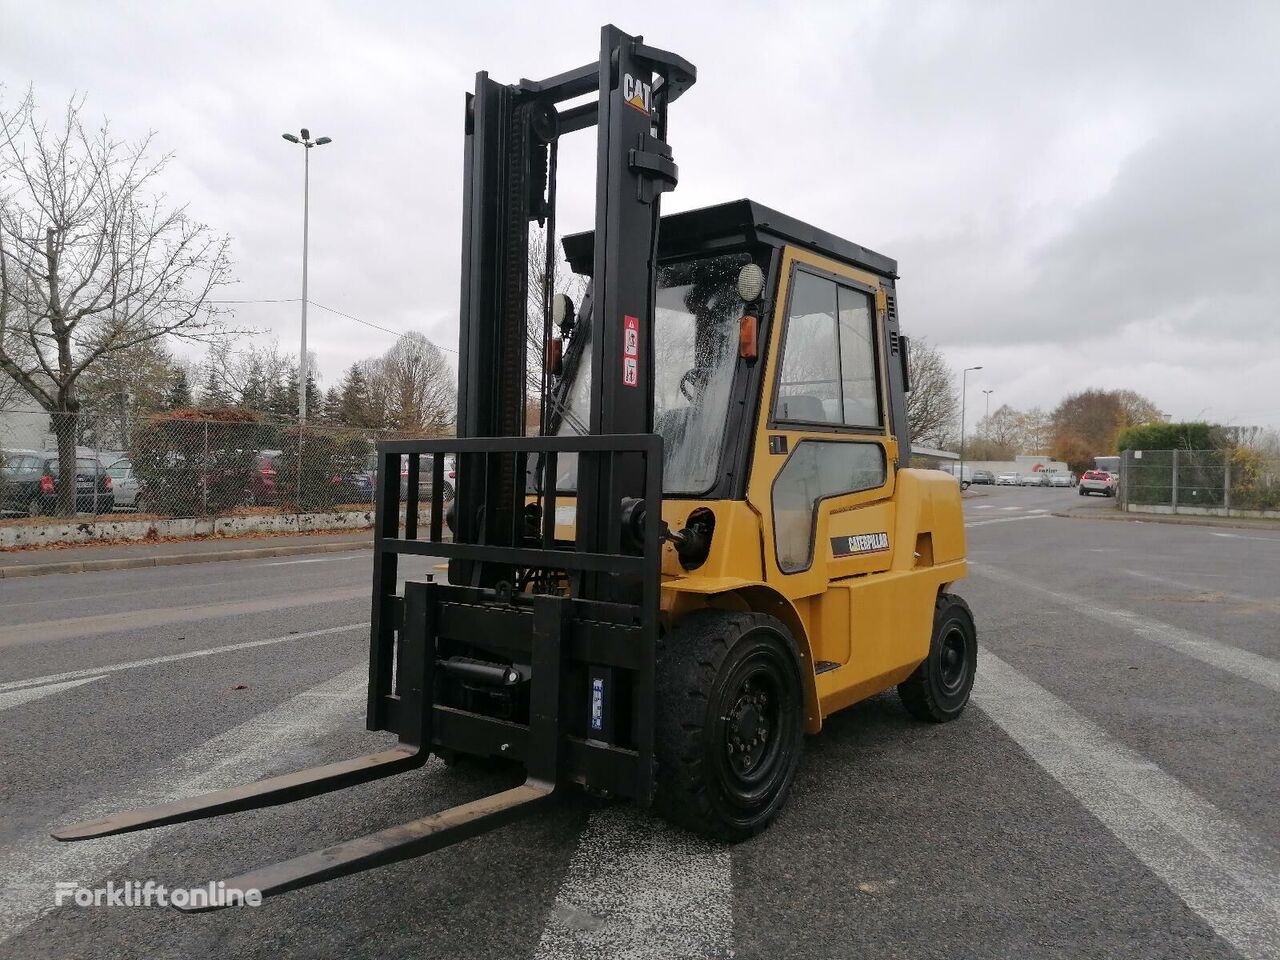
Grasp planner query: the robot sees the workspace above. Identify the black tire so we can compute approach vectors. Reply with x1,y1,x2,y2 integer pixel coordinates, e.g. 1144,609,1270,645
655,610,805,842
26,497,45,517
1078,488,1087,496
898,593,977,723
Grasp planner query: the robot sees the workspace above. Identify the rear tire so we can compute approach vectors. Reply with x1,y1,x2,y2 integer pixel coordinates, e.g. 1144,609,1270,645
898,594,977,723
655,610,805,842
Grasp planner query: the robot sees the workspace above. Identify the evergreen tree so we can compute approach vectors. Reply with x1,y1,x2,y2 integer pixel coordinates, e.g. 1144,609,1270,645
164,369,193,410
304,372,323,419
239,357,269,412
338,364,370,425
321,385,343,422
201,368,231,407
267,367,300,420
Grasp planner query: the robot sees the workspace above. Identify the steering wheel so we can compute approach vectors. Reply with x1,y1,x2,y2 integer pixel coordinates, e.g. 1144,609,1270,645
679,368,708,402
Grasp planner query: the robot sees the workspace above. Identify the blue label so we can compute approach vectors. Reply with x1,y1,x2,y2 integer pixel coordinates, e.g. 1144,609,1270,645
590,677,604,731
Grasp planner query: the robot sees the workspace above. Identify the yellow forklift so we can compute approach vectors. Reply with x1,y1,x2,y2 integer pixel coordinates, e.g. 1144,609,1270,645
55,24,974,905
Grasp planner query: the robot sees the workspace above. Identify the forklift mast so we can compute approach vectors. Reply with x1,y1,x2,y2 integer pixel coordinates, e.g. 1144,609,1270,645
454,24,694,595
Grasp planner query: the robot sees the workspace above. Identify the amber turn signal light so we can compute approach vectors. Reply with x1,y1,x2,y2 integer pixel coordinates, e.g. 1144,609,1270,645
738,315,758,361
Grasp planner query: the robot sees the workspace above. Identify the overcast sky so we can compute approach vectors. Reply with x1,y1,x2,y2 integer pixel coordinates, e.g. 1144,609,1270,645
4,1,1277,427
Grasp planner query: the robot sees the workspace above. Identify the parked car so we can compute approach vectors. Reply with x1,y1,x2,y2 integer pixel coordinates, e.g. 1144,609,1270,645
1049,471,1075,487
1020,472,1050,486
1079,469,1117,497
995,472,1020,486
398,453,456,502
245,451,281,505
972,469,995,485
105,458,141,509
0,451,114,516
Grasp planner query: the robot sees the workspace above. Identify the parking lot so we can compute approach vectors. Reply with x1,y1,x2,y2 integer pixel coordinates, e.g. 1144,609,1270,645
1,483,1277,960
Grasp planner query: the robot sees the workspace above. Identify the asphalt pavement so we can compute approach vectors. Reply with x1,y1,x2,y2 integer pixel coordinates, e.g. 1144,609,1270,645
1,484,1277,959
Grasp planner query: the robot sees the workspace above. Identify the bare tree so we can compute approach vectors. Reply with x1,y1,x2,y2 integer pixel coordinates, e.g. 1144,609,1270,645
905,337,958,448
373,332,455,436
527,225,588,432
0,89,232,513
199,338,299,411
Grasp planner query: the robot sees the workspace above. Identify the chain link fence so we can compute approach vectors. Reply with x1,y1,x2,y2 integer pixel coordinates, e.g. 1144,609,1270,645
1120,448,1280,516
0,407,452,525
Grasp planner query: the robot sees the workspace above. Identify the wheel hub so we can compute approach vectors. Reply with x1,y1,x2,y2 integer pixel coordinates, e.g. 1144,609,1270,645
725,682,772,772
939,626,967,692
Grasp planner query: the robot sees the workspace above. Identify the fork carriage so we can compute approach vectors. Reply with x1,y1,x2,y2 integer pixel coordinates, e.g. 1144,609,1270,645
368,435,664,803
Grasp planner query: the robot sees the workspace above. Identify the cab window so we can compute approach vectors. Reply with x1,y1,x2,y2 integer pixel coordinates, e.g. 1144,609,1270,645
772,440,887,573
775,269,882,430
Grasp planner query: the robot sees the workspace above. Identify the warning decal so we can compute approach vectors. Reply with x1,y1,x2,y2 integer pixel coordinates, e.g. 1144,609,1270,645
622,314,639,387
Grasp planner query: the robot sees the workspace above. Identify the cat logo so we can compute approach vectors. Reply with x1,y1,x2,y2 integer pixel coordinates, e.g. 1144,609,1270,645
830,531,890,558
622,73,652,115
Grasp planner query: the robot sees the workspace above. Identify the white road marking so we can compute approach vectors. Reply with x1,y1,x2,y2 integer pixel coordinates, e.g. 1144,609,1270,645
965,514,1054,528
1212,532,1280,543
1029,508,1049,514
0,664,385,943
0,675,104,712
972,564,1280,692
973,504,994,510
0,586,367,649
535,804,732,960
1121,568,1267,604
259,554,367,567
999,505,1021,511
0,622,366,693
975,649,1280,960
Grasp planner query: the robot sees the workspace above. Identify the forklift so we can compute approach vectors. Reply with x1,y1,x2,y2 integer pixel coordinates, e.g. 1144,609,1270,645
54,25,975,907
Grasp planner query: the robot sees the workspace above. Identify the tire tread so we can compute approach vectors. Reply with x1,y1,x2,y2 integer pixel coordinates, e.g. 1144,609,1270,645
898,592,976,723
654,610,800,841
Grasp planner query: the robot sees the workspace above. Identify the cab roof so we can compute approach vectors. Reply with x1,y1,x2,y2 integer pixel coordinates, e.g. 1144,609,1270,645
561,198,898,279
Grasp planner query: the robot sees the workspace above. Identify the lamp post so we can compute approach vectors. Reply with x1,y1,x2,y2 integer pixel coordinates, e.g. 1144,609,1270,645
959,366,983,482
281,128,332,422
982,389,994,433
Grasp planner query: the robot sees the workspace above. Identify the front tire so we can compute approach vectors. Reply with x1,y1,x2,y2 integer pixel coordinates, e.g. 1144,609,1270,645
655,611,805,842
898,594,977,723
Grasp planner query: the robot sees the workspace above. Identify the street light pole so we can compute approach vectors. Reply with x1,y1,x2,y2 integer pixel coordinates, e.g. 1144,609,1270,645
959,366,983,482
281,129,332,423
300,143,310,421
982,389,994,433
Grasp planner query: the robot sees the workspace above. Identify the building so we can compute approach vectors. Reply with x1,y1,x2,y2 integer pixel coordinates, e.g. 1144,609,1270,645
910,445,960,471
945,454,1071,481
0,408,52,452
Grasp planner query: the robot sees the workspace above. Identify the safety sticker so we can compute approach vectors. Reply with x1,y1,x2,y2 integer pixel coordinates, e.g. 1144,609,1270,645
622,314,639,387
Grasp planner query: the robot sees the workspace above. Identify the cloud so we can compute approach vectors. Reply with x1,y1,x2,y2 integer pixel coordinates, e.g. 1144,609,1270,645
2,0,1276,427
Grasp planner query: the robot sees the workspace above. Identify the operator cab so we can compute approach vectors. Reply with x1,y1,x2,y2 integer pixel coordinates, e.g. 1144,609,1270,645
553,198,910,501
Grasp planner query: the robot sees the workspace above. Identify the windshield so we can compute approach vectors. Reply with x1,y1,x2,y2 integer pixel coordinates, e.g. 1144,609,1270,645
554,251,751,495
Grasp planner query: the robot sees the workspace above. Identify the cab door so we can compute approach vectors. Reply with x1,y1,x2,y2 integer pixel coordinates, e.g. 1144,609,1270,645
746,247,899,635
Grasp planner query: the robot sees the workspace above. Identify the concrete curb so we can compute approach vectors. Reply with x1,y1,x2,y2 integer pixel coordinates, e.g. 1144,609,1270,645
1050,508,1280,532
0,538,373,579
